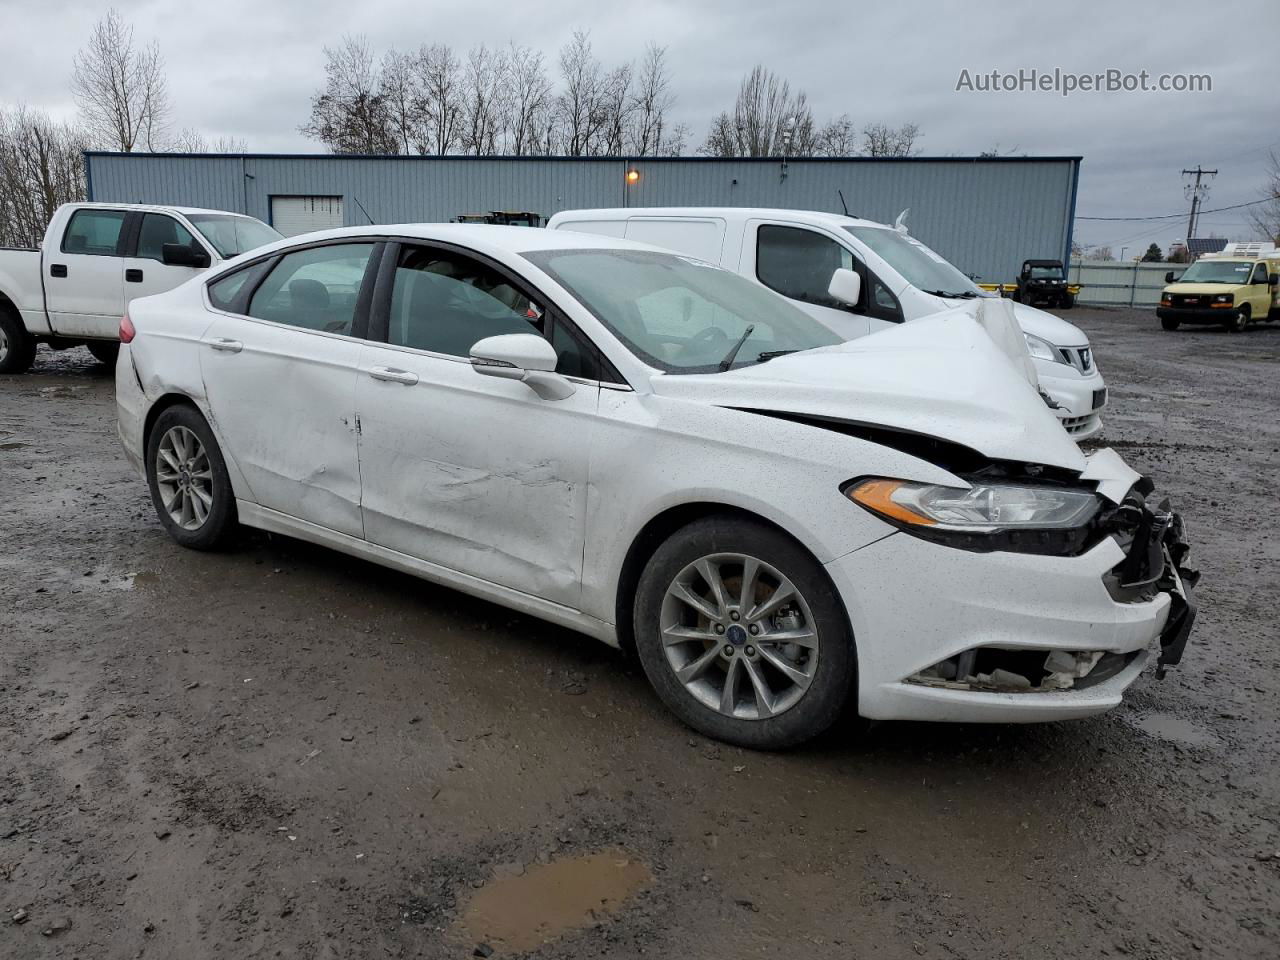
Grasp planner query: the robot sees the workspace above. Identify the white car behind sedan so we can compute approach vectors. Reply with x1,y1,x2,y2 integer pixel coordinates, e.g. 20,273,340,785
115,224,1198,749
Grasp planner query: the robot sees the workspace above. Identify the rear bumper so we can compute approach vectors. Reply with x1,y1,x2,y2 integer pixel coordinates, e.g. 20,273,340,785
115,343,146,479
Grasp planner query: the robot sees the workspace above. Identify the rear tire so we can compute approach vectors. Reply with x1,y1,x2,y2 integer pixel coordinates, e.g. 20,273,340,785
1225,305,1249,333
633,515,856,750
1161,317,1181,331
1061,294,1075,309
86,340,120,366
0,307,37,374
145,404,238,550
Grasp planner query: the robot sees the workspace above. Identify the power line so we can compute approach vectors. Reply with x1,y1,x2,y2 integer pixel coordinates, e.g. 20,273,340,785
1076,197,1268,222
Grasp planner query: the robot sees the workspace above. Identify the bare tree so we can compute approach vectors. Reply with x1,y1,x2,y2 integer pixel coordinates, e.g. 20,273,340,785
413,43,463,155
628,43,674,156
380,49,419,155
170,128,249,153
300,36,399,154
557,31,605,156
861,122,921,157
598,63,634,157
0,107,88,247
459,45,506,156
814,114,857,157
503,44,552,156
71,9,170,151
1248,150,1280,243
701,66,815,157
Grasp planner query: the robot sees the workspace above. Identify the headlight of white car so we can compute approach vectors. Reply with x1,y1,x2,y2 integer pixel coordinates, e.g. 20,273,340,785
846,478,1102,553
1023,333,1067,364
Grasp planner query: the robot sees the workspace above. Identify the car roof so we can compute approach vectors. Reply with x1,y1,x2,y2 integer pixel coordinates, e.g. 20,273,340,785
263,223,671,256
549,206,891,230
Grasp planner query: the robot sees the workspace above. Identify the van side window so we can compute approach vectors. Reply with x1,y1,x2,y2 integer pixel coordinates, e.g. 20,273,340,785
62,209,127,257
756,225,856,309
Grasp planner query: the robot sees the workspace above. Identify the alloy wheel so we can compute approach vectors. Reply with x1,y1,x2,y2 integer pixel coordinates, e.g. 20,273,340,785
659,552,819,720
155,425,214,531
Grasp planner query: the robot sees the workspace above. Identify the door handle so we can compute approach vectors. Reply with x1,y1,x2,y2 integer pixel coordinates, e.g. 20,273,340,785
206,337,243,353
125,268,144,283
50,264,67,278
368,366,419,385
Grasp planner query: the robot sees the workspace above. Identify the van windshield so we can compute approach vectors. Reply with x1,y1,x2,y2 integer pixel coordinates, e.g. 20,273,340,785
844,226,981,298
186,214,282,259
524,248,842,374
1175,260,1253,284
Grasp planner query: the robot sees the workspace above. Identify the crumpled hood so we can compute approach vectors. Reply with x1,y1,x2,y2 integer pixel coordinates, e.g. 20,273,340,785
939,296,1090,347
649,310,1088,472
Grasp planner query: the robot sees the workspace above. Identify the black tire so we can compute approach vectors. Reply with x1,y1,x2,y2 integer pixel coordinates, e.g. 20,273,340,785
145,404,238,550
1225,305,1249,333
0,306,37,374
633,515,856,750
86,340,120,366
1011,290,1022,303
1061,294,1075,310
1161,317,1181,331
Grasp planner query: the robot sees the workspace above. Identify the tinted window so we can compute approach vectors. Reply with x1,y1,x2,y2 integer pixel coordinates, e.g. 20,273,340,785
248,244,374,335
136,214,199,262
62,209,126,256
387,246,541,359
207,261,273,313
1252,263,1269,283
756,225,855,309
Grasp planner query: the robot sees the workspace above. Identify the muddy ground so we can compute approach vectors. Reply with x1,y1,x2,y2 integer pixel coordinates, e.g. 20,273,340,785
1,306,1278,959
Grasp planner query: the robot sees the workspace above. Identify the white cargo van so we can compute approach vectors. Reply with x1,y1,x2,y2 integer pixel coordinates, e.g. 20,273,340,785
547,207,1107,439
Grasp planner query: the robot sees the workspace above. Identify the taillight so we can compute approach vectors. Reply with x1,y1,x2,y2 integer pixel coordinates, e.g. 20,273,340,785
120,314,135,343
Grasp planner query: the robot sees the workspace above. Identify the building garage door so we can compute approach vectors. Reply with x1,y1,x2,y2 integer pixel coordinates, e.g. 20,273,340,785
270,196,344,237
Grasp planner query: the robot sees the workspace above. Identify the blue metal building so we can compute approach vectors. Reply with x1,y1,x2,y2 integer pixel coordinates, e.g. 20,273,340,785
84,152,1081,283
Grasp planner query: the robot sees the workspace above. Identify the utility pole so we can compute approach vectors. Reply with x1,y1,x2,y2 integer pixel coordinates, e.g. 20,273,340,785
1182,165,1218,250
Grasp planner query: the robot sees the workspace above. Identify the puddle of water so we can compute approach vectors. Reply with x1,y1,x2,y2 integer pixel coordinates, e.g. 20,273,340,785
456,849,652,953
1130,712,1219,748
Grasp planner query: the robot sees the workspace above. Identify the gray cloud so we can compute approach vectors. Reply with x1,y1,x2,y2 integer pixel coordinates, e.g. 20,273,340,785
2,0,1275,255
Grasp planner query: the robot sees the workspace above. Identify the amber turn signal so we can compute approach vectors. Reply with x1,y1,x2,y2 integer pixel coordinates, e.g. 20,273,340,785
846,479,936,526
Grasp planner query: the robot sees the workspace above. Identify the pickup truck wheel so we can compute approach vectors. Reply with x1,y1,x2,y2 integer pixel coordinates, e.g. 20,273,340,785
1225,306,1249,333
86,340,119,367
633,516,856,750
1160,317,1181,331
145,405,237,550
0,308,37,374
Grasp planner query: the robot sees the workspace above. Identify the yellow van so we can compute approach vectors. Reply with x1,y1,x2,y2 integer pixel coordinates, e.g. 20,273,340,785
1158,244,1280,332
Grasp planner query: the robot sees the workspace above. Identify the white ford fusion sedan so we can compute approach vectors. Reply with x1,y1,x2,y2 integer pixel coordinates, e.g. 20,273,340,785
115,225,1198,749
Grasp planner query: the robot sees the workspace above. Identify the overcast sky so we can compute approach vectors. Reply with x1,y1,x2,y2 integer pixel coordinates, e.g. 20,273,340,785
2,0,1276,257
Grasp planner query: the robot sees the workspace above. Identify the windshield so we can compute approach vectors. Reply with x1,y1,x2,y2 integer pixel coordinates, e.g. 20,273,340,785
523,248,842,374
186,214,282,259
1175,260,1253,284
1028,264,1064,279
844,226,980,298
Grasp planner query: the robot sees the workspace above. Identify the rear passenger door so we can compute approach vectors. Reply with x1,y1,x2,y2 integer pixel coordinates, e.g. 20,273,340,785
45,208,127,338
123,212,213,305
199,241,380,537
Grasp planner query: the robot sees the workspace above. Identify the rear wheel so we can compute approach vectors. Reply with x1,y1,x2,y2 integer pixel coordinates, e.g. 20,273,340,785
145,405,237,550
1161,317,1181,331
1225,305,1249,333
1061,293,1075,309
0,307,37,374
633,516,856,750
86,340,119,367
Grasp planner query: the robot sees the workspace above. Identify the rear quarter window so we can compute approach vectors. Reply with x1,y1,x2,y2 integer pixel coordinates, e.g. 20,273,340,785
207,261,273,313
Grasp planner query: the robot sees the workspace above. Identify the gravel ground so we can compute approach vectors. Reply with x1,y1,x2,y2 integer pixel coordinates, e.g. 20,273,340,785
1,306,1278,959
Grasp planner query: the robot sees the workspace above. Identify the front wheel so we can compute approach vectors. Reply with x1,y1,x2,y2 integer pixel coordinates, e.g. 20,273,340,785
1161,317,1181,331
86,340,120,366
0,308,37,374
145,404,238,550
633,516,856,750
1225,305,1249,333
1060,294,1075,309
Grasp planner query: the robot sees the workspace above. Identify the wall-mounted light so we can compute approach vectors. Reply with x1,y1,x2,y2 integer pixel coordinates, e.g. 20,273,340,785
625,169,641,185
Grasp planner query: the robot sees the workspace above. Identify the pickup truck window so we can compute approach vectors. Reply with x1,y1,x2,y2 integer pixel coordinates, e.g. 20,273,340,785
756,225,855,309
186,214,282,259
62,209,127,257
136,214,199,262
248,243,375,336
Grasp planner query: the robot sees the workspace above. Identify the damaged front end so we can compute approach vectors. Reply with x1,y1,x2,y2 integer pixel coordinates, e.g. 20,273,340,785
905,479,1200,694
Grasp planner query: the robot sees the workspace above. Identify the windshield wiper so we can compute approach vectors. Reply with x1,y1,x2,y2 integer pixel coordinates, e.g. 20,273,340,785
923,289,979,299
757,349,797,362
717,324,755,372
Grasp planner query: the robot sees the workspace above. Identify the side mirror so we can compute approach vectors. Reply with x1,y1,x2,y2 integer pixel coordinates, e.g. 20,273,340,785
1164,271,1176,284
162,243,211,269
1269,273,1279,286
827,268,862,309
470,333,575,401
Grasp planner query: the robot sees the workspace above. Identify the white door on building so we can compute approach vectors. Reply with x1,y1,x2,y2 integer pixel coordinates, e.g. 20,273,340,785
270,196,344,237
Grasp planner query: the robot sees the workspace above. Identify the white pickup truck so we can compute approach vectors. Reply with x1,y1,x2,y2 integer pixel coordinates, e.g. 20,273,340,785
547,207,1109,439
0,202,281,373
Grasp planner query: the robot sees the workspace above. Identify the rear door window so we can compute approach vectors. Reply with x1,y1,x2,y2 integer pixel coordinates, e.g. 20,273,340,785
62,209,127,256
248,243,376,336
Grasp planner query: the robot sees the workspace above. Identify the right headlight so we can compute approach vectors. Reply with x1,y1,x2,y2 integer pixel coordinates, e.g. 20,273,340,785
846,478,1102,553
1023,333,1065,364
